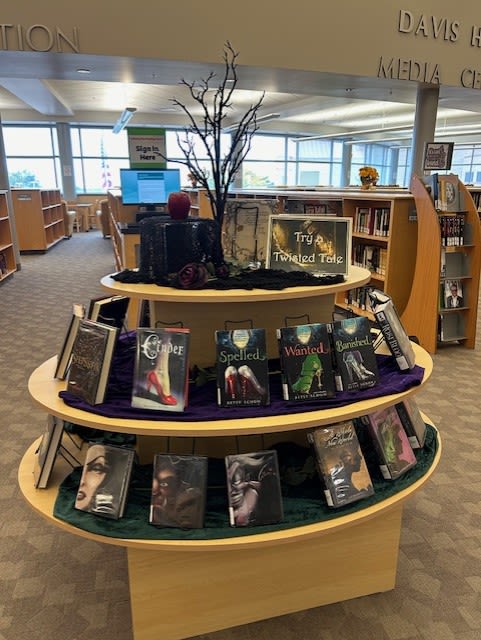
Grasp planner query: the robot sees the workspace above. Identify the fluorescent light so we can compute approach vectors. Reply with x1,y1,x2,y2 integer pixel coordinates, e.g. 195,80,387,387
223,112,280,132
112,107,137,134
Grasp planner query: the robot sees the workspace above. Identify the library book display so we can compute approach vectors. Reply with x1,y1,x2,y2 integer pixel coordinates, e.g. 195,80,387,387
19,267,441,640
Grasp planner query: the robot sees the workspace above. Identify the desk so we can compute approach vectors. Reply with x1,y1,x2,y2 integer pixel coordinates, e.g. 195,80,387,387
66,203,94,231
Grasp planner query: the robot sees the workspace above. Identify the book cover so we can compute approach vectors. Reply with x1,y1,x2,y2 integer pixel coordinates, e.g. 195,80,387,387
225,450,283,527
74,443,135,519
54,303,85,380
131,328,190,412
365,406,417,480
368,289,416,371
307,420,374,508
150,454,208,528
329,316,379,392
67,319,119,405
444,279,464,308
438,174,461,212
87,295,130,329
215,328,270,407
277,322,336,401
33,415,65,489
395,398,427,449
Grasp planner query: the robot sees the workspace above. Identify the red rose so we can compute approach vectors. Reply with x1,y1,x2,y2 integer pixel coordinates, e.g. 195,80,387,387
174,263,209,289
215,262,230,279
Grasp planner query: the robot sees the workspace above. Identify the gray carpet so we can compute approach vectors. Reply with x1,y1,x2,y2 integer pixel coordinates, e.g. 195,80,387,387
1,230,481,640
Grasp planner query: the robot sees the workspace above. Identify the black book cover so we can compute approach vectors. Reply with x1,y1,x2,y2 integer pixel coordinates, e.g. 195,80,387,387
74,443,135,519
87,295,130,329
330,316,379,392
33,415,65,489
307,420,374,508
131,328,190,412
215,328,270,407
277,323,335,401
54,304,85,380
150,454,208,528
225,450,283,527
395,398,427,449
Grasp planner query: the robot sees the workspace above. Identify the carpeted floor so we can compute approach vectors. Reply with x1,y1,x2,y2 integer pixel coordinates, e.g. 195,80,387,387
1,229,481,640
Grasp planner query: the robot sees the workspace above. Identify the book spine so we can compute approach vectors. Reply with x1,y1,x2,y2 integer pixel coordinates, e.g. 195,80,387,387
395,402,421,449
375,310,410,371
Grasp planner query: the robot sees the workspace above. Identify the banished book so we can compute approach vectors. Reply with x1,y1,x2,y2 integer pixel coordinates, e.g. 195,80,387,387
150,454,208,528
132,328,190,412
225,450,283,527
307,421,374,508
215,328,270,407
277,322,335,401
329,316,379,392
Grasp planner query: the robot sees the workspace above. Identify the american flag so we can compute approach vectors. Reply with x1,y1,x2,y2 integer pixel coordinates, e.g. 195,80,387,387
100,140,113,190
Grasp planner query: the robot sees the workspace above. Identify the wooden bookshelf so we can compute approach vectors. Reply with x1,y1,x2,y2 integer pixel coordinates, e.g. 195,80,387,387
11,188,65,252
0,190,17,282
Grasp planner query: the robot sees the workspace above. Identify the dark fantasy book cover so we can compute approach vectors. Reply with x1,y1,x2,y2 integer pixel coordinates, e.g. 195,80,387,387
87,295,130,330
67,319,119,405
395,398,427,449
150,454,208,528
307,421,374,508
132,328,190,412
329,316,379,392
225,450,283,527
215,328,270,407
277,323,335,401
54,303,86,380
74,443,135,519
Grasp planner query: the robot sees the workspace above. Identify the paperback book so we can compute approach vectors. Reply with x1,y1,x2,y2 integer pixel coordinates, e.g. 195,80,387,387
215,328,270,407
33,415,65,489
329,316,379,392
54,303,86,380
443,279,464,308
395,398,427,449
67,319,119,405
74,443,135,519
131,327,190,412
150,454,208,528
307,420,374,508
87,294,130,329
277,322,335,401
225,450,283,527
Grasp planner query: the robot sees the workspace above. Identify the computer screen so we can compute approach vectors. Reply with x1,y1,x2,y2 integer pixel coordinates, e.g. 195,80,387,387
120,168,181,208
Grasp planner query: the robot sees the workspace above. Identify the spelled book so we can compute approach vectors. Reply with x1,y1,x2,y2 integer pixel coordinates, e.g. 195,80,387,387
215,328,270,407
225,450,283,527
150,454,208,528
277,322,335,401
131,328,190,412
74,443,135,519
307,421,374,508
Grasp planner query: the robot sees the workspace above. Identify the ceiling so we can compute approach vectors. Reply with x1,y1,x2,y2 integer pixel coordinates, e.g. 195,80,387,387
1,50,481,144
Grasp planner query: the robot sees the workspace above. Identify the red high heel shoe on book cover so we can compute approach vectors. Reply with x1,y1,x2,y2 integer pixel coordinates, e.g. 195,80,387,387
224,365,239,400
238,365,265,400
146,370,177,406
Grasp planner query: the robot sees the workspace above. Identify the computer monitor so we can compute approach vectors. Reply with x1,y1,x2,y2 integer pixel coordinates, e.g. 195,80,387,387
120,168,181,211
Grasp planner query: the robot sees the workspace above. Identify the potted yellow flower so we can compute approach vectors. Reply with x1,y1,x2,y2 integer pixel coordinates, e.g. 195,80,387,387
359,166,379,189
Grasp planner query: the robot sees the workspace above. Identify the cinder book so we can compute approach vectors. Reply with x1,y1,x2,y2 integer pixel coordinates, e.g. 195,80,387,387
395,398,427,449
131,328,190,412
150,454,208,528
74,443,135,519
225,450,283,527
33,415,65,489
307,421,374,508
277,322,335,401
87,295,130,329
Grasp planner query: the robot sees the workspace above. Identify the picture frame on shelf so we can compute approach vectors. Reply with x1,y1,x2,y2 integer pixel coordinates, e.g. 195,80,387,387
423,142,454,171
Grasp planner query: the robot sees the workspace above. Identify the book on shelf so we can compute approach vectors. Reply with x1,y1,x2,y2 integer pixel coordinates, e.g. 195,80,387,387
307,420,374,508
362,406,417,480
74,442,135,519
33,415,65,489
225,450,283,527
438,174,462,212
149,454,208,528
54,303,86,380
395,398,427,449
87,294,130,329
368,289,416,371
215,328,270,407
329,316,379,392
0,251,7,275
66,319,119,405
131,327,191,412
277,322,335,401
443,279,464,308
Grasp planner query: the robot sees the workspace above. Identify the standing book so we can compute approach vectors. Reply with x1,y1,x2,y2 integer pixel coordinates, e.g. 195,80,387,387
74,442,135,519
395,398,427,449
215,328,270,407
33,415,65,489
307,420,374,507
67,319,119,405
54,303,86,380
225,450,283,527
87,294,130,329
277,322,335,401
150,454,208,528
329,316,379,392
131,327,190,412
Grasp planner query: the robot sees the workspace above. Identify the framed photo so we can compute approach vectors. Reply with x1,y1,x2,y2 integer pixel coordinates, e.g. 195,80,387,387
423,142,454,171
265,215,352,276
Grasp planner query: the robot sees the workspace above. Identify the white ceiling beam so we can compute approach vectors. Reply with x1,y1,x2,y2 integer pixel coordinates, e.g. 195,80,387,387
0,78,73,116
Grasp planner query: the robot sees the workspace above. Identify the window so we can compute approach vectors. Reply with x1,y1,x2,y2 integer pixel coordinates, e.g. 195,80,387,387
3,125,60,188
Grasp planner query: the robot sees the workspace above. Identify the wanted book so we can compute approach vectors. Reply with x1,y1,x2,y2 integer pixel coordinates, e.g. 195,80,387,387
363,406,417,480
215,328,270,407
87,294,130,330
395,398,427,449
74,443,135,519
277,322,335,401
33,415,65,489
67,319,119,405
150,454,208,528
131,328,190,412
54,303,86,380
225,450,283,527
329,316,379,392
368,289,416,371
307,420,374,508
